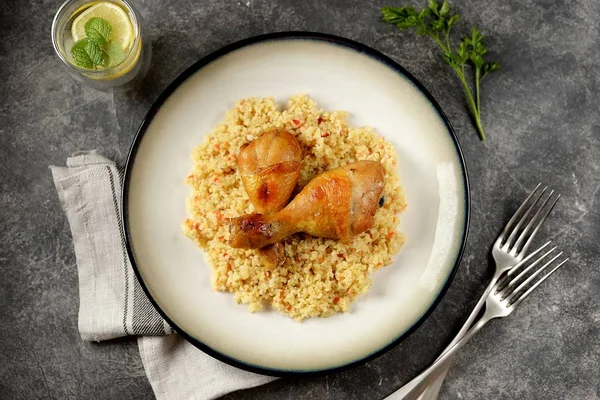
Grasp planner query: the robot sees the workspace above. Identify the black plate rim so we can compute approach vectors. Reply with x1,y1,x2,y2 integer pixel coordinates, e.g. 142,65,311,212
122,31,471,378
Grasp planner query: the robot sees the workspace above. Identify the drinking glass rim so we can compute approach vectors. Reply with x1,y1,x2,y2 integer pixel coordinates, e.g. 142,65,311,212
51,0,141,74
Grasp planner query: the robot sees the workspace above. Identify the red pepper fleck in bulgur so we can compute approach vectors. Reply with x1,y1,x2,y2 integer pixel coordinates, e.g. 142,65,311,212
181,94,407,321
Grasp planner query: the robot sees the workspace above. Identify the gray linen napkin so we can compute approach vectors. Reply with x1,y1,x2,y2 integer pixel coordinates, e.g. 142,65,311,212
51,151,275,400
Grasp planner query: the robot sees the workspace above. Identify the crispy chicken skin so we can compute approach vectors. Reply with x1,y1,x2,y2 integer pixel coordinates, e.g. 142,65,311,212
237,130,302,215
229,161,385,249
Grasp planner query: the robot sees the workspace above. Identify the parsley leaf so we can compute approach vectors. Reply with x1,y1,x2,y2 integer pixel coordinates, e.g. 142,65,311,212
382,0,500,140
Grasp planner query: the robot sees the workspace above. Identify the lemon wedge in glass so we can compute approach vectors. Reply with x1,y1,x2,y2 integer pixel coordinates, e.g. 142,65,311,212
72,2,134,50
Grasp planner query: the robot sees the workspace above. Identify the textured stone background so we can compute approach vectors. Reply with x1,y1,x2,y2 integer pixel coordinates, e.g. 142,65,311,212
1,0,599,399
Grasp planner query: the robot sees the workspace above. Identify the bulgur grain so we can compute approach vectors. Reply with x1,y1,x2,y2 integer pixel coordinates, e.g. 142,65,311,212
182,95,407,321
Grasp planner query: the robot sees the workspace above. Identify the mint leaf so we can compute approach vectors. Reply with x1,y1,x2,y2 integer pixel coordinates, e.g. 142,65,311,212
85,40,106,67
70,38,107,69
71,39,94,69
85,17,112,45
103,41,125,66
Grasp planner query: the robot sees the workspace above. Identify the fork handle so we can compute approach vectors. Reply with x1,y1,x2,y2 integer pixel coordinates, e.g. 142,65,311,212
386,274,502,400
440,273,501,356
399,315,490,400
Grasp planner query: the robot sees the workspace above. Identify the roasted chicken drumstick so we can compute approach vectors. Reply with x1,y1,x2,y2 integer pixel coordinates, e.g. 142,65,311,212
236,129,302,264
229,160,385,249
237,129,302,215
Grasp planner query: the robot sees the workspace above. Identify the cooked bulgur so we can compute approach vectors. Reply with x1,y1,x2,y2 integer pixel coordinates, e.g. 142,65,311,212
182,95,407,320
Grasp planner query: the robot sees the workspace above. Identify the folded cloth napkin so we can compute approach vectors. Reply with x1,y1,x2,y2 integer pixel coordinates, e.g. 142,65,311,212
51,151,275,400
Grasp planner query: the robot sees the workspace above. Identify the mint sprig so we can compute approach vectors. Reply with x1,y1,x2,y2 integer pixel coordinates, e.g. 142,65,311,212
70,17,125,70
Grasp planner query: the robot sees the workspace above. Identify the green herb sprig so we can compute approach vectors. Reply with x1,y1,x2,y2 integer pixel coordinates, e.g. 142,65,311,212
382,0,500,140
71,17,125,70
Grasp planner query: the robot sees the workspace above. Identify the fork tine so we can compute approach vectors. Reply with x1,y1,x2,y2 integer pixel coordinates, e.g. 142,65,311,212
509,190,554,253
515,193,561,255
504,253,567,306
505,241,553,278
504,249,560,295
508,258,569,309
502,185,547,249
496,242,553,290
498,183,542,241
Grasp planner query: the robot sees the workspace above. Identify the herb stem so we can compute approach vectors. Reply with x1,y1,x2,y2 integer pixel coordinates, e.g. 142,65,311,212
474,114,485,140
432,35,448,53
454,67,486,140
475,67,481,115
381,1,499,140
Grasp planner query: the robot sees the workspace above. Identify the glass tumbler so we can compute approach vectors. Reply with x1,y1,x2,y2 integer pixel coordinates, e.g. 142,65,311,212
51,0,151,91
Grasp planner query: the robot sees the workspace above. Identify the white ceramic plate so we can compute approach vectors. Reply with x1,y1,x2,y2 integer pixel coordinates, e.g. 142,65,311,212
123,32,469,375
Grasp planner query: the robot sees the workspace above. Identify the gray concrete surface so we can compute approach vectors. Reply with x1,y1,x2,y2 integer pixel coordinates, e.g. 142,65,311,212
1,0,599,398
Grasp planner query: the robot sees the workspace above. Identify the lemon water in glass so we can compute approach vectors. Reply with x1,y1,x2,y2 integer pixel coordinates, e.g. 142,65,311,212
52,0,151,91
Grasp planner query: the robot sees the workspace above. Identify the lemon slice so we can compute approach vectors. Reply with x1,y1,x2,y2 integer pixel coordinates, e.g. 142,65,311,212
72,2,134,50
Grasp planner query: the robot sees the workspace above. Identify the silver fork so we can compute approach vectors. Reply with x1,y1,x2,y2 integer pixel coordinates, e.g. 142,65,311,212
400,244,569,400
386,184,560,400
